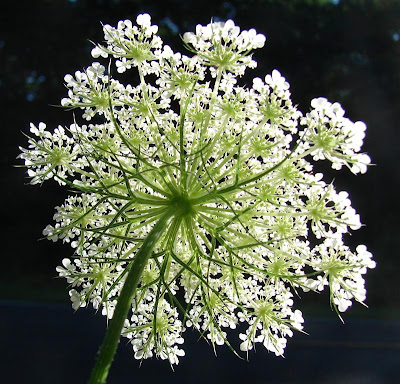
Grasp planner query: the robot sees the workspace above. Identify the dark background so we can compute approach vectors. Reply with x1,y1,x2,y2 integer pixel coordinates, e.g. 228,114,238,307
1,0,399,383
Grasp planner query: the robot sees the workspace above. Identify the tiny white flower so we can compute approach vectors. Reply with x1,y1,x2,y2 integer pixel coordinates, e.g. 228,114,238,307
136,13,151,28
91,46,108,59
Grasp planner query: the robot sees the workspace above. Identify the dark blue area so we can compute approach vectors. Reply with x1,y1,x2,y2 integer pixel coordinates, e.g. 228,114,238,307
2,301,399,383
2,1,400,382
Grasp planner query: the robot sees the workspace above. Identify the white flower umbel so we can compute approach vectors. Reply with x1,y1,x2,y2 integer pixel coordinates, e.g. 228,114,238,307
20,13,375,382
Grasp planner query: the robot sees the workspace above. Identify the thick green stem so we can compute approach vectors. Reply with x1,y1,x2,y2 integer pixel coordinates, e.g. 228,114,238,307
88,207,175,384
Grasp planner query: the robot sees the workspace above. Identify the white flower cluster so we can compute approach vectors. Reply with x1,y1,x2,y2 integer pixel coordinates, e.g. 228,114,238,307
183,19,266,76
61,63,124,120
310,241,376,313
20,14,375,365
123,294,185,364
92,15,162,74
301,97,371,174
19,123,80,184
238,282,304,356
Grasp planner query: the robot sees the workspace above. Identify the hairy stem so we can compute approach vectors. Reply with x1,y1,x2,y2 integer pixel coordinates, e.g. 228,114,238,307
88,207,175,384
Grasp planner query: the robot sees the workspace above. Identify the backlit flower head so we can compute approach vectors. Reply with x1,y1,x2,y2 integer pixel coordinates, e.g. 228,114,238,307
20,14,374,366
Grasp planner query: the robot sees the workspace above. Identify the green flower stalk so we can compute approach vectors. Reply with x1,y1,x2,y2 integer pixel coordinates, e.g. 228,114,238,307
19,14,375,382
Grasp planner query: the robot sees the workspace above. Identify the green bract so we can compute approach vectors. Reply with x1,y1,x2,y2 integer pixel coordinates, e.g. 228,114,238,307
20,13,375,381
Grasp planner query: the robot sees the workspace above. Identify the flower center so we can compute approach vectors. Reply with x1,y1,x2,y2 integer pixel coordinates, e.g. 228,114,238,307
170,195,193,217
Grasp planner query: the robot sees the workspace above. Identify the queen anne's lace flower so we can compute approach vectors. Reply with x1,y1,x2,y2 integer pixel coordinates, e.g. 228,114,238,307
20,14,375,366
